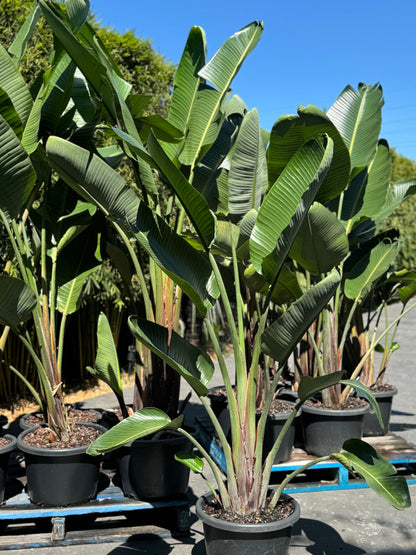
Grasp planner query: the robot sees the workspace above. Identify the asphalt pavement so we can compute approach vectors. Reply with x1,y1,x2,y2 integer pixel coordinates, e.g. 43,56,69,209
1,302,416,554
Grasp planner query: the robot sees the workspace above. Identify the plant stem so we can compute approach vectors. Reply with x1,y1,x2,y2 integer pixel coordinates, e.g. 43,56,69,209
270,455,332,508
178,418,232,509
208,252,246,415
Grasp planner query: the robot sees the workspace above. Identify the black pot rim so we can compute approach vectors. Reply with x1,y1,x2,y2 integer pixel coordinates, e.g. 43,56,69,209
302,403,369,417
366,386,398,399
0,434,17,454
17,422,106,456
196,491,300,533
20,408,102,429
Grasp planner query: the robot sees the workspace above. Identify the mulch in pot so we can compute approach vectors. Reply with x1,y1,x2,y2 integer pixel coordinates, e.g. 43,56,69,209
305,396,367,410
203,494,295,524
23,408,100,428
21,424,102,449
369,383,396,393
0,437,12,448
260,399,295,415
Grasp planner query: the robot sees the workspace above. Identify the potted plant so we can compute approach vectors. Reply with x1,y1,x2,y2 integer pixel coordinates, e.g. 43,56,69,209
37,2,270,499
0,1,107,505
80,129,410,552
340,269,416,436
271,84,416,454
0,434,17,504
41,13,410,552
88,311,193,499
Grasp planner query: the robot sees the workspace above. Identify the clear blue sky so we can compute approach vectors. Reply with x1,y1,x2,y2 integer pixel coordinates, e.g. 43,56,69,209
90,0,416,162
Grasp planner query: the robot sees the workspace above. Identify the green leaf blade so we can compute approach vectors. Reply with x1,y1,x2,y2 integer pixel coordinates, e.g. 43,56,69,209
333,439,411,510
128,316,214,396
262,269,341,365
0,276,37,329
250,135,333,274
87,408,181,455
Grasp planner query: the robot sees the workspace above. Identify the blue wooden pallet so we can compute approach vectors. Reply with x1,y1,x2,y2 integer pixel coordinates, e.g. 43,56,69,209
194,417,416,492
0,482,190,548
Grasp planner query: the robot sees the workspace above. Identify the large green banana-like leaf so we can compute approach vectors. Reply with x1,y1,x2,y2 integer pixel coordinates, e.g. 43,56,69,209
192,96,247,209
356,140,391,221
21,83,43,155
87,312,123,399
0,115,36,218
250,135,333,275
297,371,345,402
46,137,219,315
244,263,303,305
165,26,206,160
87,408,183,456
0,44,33,126
327,83,383,169
66,0,90,32
376,179,416,223
0,88,23,138
38,1,114,119
136,114,183,144
227,108,265,216
0,276,37,329
333,439,411,510
261,269,340,364
45,136,140,225
344,240,401,302
200,21,263,92
57,265,100,315
385,270,416,304
128,316,214,396
340,379,383,429
8,3,40,61
180,21,263,167
41,53,76,135
131,203,219,315
180,87,224,167
290,202,349,275
147,132,217,250
340,140,391,226
267,105,350,204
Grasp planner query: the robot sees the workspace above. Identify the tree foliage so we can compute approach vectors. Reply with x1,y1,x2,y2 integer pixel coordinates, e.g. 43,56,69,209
385,150,416,269
0,0,174,115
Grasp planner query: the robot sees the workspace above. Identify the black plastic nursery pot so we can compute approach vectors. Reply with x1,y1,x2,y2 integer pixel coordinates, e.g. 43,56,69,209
262,402,300,465
362,386,398,437
19,408,102,431
17,423,105,506
118,430,192,500
0,414,8,430
196,492,300,555
301,403,369,457
0,435,17,503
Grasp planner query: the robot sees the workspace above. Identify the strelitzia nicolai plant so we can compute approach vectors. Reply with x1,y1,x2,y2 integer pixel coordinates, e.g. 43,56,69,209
51,130,410,515
41,12,410,514
0,0,103,440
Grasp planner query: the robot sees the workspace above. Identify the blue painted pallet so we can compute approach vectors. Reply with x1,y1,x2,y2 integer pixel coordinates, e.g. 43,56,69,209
194,417,416,492
0,483,191,547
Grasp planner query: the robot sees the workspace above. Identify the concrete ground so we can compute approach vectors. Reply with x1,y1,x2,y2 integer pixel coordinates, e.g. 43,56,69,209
1,302,416,554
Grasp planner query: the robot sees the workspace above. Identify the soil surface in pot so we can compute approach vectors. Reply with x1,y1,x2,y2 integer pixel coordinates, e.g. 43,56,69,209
203,495,295,524
0,437,12,447
22,425,102,449
24,408,100,428
369,383,395,393
305,396,367,410
257,399,295,415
